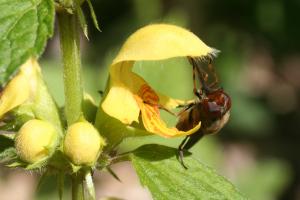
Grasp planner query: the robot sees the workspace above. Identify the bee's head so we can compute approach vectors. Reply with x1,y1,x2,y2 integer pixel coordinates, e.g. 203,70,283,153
200,89,231,134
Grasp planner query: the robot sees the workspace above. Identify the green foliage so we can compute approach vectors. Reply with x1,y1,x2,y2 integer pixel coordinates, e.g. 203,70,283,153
86,0,100,31
131,144,247,200
76,5,89,39
0,147,16,162
0,0,54,85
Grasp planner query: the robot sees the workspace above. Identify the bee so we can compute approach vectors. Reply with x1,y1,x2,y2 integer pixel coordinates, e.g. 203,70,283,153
176,57,231,169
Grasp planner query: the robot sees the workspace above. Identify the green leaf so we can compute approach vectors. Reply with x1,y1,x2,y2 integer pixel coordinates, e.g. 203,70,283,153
0,0,55,85
131,144,247,200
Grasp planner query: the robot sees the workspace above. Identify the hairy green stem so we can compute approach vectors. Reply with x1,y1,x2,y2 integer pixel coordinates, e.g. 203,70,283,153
58,11,84,200
71,173,84,200
58,12,83,125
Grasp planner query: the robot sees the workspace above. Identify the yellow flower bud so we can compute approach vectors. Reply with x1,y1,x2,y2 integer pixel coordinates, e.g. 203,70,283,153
63,122,106,166
15,119,59,163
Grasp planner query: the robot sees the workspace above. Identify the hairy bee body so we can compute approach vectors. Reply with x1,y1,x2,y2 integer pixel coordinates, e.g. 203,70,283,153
177,89,231,136
177,89,231,168
176,57,232,168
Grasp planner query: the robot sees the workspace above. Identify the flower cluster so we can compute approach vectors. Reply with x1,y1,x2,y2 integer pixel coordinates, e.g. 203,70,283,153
0,24,218,170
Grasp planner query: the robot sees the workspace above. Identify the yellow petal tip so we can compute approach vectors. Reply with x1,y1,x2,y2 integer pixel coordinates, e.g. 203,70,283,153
113,24,219,65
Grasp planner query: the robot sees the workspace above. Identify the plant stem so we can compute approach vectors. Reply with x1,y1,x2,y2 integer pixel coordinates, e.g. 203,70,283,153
71,173,84,200
58,11,84,200
58,12,83,125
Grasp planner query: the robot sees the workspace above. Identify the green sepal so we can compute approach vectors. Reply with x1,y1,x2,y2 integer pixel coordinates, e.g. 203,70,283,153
70,162,82,173
0,133,15,141
96,153,111,170
86,0,101,31
106,166,121,182
26,157,48,170
0,147,17,163
6,160,26,168
32,69,64,136
0,134,14,151
36,170,48,192
76,4,89,39
0,122,17,132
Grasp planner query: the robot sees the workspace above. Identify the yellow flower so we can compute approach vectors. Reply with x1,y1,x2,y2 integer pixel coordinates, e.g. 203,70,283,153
0,59,39,118
101,24,219,137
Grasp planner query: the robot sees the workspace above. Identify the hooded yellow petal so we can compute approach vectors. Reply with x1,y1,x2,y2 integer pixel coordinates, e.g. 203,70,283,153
102,24,214,129
0,59,39,118
112,24,218,65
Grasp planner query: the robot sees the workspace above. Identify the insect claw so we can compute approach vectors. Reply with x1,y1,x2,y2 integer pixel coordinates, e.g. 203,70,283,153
178,149,188,169
177,136,190,169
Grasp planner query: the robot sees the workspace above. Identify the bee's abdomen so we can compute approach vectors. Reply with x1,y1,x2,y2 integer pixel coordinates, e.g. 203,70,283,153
176,104,201,131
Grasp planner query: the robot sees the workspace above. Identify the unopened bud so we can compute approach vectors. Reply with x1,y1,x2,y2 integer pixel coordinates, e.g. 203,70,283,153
15,119,59,163
63,122,106,166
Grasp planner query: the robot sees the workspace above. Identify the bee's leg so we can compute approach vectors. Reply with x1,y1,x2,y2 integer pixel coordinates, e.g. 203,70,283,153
142,100,176,116
158,105,176,116
182,132,204,150
194,62,211,93
176,102,195,117
207,59,220,90
177,132,204,169
188,57,202,98
192,64,201,98
178,136,190,169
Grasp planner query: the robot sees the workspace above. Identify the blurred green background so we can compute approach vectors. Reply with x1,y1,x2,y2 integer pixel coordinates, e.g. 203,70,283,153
2,0,300,199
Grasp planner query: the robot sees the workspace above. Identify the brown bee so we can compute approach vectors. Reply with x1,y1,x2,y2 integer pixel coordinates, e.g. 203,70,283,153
176,57,231,169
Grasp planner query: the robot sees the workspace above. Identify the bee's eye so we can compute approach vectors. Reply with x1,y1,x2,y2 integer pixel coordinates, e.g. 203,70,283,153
203,101,222,119
202,90,231,120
